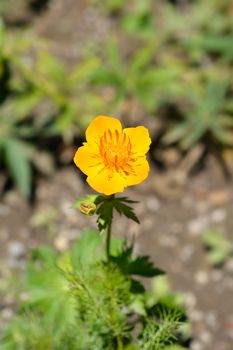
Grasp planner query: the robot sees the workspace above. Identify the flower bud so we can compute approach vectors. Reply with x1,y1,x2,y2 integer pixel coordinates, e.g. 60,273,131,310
79,202,96,216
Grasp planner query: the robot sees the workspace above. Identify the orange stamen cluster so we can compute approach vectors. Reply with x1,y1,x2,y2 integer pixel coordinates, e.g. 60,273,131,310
98,129,136,179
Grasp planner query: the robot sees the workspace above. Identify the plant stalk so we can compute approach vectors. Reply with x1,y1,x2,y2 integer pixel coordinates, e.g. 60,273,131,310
106,195,114,262
117,334,123,350
106,214,112,262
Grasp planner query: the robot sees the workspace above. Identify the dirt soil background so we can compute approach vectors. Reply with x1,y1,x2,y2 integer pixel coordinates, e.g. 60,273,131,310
0,1,233,350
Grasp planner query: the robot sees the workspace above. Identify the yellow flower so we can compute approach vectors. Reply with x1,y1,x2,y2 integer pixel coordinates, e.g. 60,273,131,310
74,116,151,195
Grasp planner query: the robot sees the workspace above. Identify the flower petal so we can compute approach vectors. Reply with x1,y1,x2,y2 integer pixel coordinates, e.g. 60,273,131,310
73,143,102,176
86,116,122,145
126,157,150,186
87,170,126,195
123,126,151,154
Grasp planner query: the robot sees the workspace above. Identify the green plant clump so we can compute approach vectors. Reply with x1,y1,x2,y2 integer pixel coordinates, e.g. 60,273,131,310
2,196,189,350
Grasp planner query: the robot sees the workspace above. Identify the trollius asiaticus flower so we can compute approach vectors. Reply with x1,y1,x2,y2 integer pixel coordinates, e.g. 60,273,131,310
74,116,151,195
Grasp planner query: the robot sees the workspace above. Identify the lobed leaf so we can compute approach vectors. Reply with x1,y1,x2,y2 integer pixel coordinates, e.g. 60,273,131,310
113,198,140,224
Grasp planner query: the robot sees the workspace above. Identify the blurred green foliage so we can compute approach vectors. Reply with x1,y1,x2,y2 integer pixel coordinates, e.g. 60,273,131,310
0,0,233,195
164,78,233,149
0,21,39,196
92,39,186,115
2,229,188,350
93,0,233,141
202,229,233,266
0,21,106,195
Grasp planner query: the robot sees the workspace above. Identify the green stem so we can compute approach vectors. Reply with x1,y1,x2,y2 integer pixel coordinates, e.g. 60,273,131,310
117,334,123,350
106,214,112,262
106,195,114,262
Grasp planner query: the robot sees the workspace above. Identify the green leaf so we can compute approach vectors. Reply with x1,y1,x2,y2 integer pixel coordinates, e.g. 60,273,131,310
4,139,32,197
71,229,104,269
92,67,124,89
212,125,233,145
37,51,66,83
23,257,77,338
113,245,164,278
68,58,100,85
130,279,145,294
96,199,114,233
152,276,171,300
124,344,140,350
31,246,57,266
129,43,156,75
117,196,139,204
164,345,187,350
205,80,228,114
113,198,140,224
163,123,188,145
196,34,233,60
180,122,205,150
7,91,42,119
128,255,164,277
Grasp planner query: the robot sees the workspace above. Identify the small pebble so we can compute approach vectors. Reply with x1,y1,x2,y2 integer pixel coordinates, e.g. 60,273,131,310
54,235,69,251
199,330,212,344
190,310,204,322
8,241,25,259
191,340,203,350
195,270,209,285
145,197,160,212
60,201,73,217
20,292,30,302
211,209,227,223
181,244,195,262
160,235,178,247
1,308,14,320
205,311,218,328
184,292,197,308
188,217,209,236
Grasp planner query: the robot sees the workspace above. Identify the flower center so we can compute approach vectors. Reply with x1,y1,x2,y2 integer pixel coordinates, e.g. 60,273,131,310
99,129,136,178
